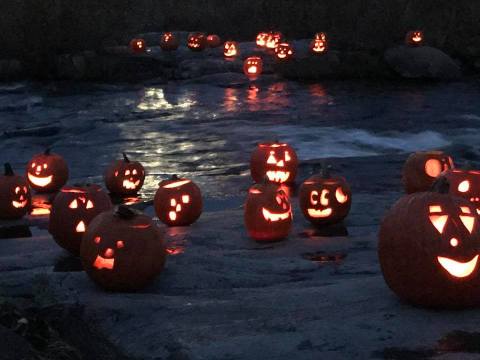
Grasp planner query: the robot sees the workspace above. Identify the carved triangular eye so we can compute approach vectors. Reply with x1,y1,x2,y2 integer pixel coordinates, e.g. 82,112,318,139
429,215,448,234
69,199,78,209
267,152,277,164
86,200,94,209
460,215,475,234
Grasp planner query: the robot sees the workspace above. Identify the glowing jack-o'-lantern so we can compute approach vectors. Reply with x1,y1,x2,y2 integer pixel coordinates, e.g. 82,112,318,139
439,169,480,215
405,30,424,47
49,184,112,255
223,41,239,58
379,179,480,308
274,42,294,60
310,32,328,54
187,32,208,52
265,31,282,49
256,32,269,47
0,163,31,219
250,141,298,184
104,153,145,196
160,32,179,51
207,34,221,48
154,175,202,226
299,170,352,226
244,182,292,241
26,148,69,193
130,38,146,53
80,205,166,292
243,56,263,80
402,151,454,194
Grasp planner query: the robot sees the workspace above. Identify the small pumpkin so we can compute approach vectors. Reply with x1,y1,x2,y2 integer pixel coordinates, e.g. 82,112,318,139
405,30,424,47
256,32,269,47
26,148,69,193
0,163,31,219
49,184,112,255
402,151,454,194
274,42,294,60
250,141,298,184
265,31,282,49
80,205,166,292
243,56,263,79
207,34,221,48
309,32,328,54
160,32,179,51
439,169,480,214
244,181,292,241
379,179,480,308
187,32,208,52
154,175,202,226
130,38,146,53
104,153,145,196
299,168,352,226
223,41,239,58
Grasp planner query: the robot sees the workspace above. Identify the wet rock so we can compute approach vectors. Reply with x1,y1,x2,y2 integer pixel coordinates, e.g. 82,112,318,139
274,52,341,79
384,46,461,80
0,325,36,360
175,58,240,79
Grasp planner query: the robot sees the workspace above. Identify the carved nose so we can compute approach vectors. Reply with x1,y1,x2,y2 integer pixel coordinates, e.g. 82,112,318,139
104,248,114,258
19,195,24,201
36,165,42,172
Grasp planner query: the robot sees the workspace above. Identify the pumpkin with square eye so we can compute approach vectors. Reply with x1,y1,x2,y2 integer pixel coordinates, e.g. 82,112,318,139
160,32,179,51
26,148,69,193
243,56,263,79
310,32,328,54
250,141,298,184
244,182,292,241
207,34,221,48
402,151,454,194
0,163,31,219
379,179,480,308
275,42,294,60
104,153,145,196
49,185,112,255
130,38,146,53
223,41,239,58
265,31,282,49
405,30,424,47
187,32,207,52
80,205,166,292
256,32,269,47
154,175,202,226
438,169,480,215
299,170,352,226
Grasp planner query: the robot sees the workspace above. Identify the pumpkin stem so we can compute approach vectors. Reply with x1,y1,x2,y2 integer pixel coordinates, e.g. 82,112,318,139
115,205,137,219
122,152,130,162
44,148,51,155
463,161,473,171
4,163,14,176
431,177,450,194
171,174,179,180
320,163,332,178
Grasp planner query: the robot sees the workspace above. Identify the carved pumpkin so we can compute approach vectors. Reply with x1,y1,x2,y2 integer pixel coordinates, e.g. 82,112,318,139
250,141,298,184
310,32,328,54
256,32,269,47
274,42,294,60
0,163,31,219
439,169,480,215
379,179,480,308
265,31,282,49
80,205,166,292
26,148,69,193
207,34,221,48
154,175,202,226
223,41,239,58
187,32,207,52
49,185,112,255
104,153,145,196
130,38,146,53
405,30,424,47
160,32,179,51
243,56,263,80
299,170,352,226
402,151,454,194
244,182,292,241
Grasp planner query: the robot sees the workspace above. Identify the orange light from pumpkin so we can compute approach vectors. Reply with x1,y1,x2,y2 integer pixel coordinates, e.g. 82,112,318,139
310,32,327,54
243,56,263,80
265,32,282,49
425,159,442,177
437,255,478,278
223,41,238,57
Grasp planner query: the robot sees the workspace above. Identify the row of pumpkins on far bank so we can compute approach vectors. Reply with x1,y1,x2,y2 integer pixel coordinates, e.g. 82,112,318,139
129,30,425,80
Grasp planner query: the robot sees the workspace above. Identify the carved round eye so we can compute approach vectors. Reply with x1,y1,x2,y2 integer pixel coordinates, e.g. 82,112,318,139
450,238,459,247
69,199,78,209
94,236,101,244
125,170,131,176
425,159,442,177
132,169,138,175
23,187,27,193
15,186,20,194
182,195,190,203
116,241,124,249
31,163,36,168
114,171,119,177
310,190,319,205
458,181,470,193
43,164,48,169
86,200,94,209
335,187,348,204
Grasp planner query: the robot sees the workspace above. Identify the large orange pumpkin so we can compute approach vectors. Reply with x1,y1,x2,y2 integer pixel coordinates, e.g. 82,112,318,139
250,141,298,184
80,205,166,292
379,179,480,308
26,148,69,193
104,153,145,196
0,163,31,219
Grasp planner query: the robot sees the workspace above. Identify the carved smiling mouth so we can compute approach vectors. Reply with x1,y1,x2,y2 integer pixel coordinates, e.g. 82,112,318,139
12,199,28,208
412,37,422,42
122,179,140,190
28,173,52,187
437,255,479,278
266,171,290,183
307,208,332,218
247,66,258,74
93,255,115,270
262,207,291,222
277,53,287,59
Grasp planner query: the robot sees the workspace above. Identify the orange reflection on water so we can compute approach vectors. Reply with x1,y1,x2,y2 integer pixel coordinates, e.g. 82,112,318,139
224,87,239,113
30,195,52,216
247,84,260,111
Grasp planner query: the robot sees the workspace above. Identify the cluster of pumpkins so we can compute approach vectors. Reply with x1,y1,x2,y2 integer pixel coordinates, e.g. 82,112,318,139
129,30,425,80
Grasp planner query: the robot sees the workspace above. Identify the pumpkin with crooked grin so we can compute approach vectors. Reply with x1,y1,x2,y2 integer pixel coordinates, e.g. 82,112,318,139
223,41,239,58
26,148,69,193
244,182,292,241
0,163,31,219
379,179,480,308
274,42,294,60
310,32,328,54
80,205,166,292
49,184,112,255
187,32,207,52
104,153,145,196
250,141,298,184
405,30,424,47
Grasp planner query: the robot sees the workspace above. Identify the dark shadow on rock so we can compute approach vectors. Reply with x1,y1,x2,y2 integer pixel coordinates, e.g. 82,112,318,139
301,251,347,264
0,223,32,239
299,223,349,238
53,254,84,272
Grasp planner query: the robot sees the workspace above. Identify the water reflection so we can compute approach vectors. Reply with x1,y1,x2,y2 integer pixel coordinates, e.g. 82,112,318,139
224,88,239,113
30,194,52,216
137,87,196,111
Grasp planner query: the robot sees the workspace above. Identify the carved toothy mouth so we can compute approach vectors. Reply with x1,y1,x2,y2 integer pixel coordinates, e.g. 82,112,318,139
412,36,422,42
28,173,53,187
247,66,258,74
93,255,115,270
122,179,140,190
307,208,332,218
437,255,478,278
12,199,28,208
277,53,287,59
262,207,291,222
266,171,290,183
